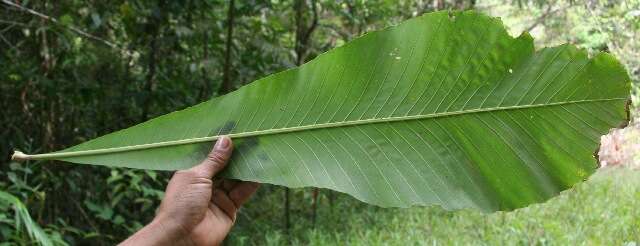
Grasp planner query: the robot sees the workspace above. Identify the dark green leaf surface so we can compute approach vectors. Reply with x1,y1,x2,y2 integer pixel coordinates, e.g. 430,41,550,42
16,11,630,211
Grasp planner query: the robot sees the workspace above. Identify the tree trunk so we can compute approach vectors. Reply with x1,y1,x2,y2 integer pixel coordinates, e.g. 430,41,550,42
311,188,318,227
284,188,290,235
294,0,318,65
197,7,211,100
433,0,445,10
200,27,211,100
141,29,158,122
219,0,235,95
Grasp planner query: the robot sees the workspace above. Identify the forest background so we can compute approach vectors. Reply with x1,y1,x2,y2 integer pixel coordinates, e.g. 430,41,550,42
1,0,639,245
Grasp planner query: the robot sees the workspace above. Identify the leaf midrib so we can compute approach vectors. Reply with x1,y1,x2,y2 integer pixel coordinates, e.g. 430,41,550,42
16,98,625,160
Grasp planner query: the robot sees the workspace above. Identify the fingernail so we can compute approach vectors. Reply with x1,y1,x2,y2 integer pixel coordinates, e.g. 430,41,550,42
215,136,230,150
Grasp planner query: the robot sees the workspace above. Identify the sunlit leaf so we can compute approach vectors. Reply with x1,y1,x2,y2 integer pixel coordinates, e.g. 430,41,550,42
14,11,630,211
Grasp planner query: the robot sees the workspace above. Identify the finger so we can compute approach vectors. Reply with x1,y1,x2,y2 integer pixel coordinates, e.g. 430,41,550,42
229,182,260,207
190,136,233,179
208,202,233,225
213,179,224,188
222,179,238,192
212,188,237,221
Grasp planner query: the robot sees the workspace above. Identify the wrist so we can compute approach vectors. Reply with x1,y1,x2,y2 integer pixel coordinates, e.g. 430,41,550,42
149,216,192,245
120,216,192,246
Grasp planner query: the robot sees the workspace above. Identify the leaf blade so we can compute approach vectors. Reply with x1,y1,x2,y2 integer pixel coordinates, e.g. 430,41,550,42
17,11,630,211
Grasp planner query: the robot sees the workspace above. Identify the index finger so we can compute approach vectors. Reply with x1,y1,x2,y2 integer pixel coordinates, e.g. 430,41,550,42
229,181,260,207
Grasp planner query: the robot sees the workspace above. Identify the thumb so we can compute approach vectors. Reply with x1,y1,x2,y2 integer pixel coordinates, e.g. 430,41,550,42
190,136,233,179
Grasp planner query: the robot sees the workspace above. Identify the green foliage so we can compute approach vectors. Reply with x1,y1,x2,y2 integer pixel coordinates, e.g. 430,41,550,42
228,167,640,245
482,0,640,110
1,0,637,244
21,11,629,211
0,160,166,244
0,191,60,245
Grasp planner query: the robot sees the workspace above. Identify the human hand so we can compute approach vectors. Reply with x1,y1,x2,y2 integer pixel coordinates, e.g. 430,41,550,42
120,136,260,246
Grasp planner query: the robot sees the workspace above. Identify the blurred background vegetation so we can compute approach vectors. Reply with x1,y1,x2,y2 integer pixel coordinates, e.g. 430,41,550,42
1,0,638,245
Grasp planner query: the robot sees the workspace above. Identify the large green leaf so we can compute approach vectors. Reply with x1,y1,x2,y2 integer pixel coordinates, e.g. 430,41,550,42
14,11,630,211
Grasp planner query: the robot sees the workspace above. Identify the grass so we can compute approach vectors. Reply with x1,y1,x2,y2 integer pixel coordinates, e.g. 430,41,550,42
228,167,640,245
